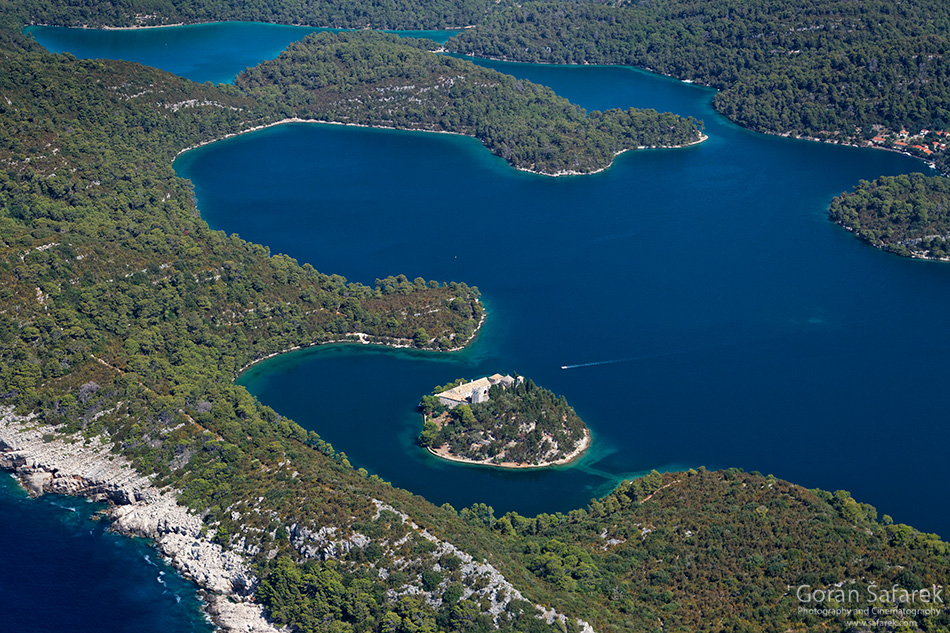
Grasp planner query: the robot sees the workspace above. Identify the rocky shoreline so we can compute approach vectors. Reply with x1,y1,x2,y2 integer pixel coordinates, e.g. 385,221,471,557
368,500,594,633
1,405,594,633
0,406,281,633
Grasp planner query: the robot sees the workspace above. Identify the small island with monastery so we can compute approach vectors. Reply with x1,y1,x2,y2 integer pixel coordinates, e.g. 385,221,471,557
418,374,591,468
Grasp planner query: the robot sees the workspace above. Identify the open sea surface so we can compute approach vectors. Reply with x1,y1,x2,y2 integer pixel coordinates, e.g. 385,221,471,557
11,21,950,630
0,474,212,632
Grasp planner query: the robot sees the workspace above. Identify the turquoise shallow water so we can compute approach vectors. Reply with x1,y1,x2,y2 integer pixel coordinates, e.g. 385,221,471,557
10,23,950,630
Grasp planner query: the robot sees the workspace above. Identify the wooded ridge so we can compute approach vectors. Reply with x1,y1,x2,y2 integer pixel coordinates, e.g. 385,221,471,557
236,31,704,175
830,173,950,260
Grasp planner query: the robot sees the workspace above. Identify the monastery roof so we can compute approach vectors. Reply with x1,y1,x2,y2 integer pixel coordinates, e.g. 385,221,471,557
436,374,515,402
437,377,492,403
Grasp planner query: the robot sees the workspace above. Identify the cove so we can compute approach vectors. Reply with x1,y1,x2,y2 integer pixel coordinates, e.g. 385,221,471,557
0,474,212,632
25,22,459,84
174,64,950,537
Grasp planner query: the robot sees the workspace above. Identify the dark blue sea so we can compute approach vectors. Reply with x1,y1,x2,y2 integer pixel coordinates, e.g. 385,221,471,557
13,21,950,631
0,474,212,632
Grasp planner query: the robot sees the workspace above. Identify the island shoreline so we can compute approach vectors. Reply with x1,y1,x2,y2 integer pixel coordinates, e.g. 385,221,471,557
175,118,706,177
425,427,591,469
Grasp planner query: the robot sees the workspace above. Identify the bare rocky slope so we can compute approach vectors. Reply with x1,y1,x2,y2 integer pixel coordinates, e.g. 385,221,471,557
0,407,592,632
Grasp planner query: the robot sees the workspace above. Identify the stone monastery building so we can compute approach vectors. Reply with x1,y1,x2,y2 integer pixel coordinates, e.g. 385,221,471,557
435,374,518,409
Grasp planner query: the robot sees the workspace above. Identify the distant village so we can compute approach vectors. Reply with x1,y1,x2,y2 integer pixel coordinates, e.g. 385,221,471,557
866,125,949,169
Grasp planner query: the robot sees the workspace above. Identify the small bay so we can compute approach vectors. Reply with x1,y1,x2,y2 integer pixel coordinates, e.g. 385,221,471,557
177,64,948,536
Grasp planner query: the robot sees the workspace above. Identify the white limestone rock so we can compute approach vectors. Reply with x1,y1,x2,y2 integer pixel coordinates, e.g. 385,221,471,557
0,407,271,633
205,595,287,633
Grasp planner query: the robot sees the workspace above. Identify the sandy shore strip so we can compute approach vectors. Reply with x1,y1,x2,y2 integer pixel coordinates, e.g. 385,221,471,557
427,428,591,469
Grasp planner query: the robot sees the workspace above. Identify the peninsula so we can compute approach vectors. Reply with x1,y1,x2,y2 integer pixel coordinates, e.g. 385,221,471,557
419,375,590,467
235,31,705,175
447,0,950,173
829,173,950,261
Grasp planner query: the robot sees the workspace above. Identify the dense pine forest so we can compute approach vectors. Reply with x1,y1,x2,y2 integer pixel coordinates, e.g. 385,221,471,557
258,468,950,632
448,0,950,147
2,0,950,632
18,0,506,30
236,31,703,175
419,378,589,466
830,173,950,260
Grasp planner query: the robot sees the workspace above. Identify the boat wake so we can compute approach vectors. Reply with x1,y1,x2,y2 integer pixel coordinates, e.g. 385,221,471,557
561,358,633,370
560,329,782,371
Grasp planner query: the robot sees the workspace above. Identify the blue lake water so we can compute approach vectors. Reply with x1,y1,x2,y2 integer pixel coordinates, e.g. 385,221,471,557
11,22,950,630
178,70,948,536
25,23,459,84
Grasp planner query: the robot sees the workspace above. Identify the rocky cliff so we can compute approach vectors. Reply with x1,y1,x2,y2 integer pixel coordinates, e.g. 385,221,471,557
1,406,593,633
0,406,281,633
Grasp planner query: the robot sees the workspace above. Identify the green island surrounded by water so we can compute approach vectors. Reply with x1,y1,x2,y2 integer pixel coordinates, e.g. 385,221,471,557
419,375,591,468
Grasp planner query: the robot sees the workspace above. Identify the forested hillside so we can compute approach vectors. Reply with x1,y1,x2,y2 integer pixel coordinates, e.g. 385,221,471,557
24,0,950,163
830,173,950,260
259,468,950,632
449,0,950,152
0,10,539,631
236,31,704,175
0,0,487,555
19,0,503,30
0,47,484,404
3,1,950,632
